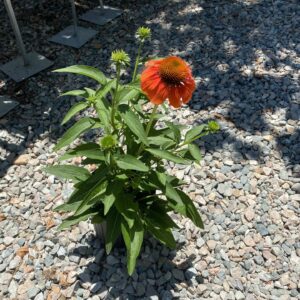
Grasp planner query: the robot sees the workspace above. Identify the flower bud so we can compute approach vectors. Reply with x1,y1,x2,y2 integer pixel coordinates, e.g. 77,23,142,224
136,27,151,42
100,135,116,149
111,50,130,66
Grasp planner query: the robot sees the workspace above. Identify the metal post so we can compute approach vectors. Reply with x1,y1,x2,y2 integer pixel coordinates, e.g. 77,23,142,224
70,0,78,37
99,0,104,9
49,0,97,48
4,0,29,66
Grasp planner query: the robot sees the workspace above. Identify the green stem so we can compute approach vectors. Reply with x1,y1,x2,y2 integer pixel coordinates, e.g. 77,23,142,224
111,64,121,131
132,42,143,82
137,104,158,156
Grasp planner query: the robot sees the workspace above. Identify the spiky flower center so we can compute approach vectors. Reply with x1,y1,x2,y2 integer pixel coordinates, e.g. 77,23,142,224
159,57,189,86
111,50,130,66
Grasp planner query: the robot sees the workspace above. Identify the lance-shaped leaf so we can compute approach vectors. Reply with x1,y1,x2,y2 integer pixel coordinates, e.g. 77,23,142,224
54,167,108,212
54,117,96,151
145,218,176,249
188,143,202,162
54,65,107,85
119,104,148,146
58,208,97,230
102,180,124,215
116,87,140,105
175,190,204,228
115,155,149,172
105,207,122,254
96,79,116,99
184,124,207,143
94,100,110,132
59,143,105,161
74,180,108,216
44,165,90,183
121,218,144,275
115,194,139,229
61,102,89,125
60,89,88,98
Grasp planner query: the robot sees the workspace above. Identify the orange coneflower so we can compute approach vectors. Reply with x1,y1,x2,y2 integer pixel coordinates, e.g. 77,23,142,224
141,56,196,108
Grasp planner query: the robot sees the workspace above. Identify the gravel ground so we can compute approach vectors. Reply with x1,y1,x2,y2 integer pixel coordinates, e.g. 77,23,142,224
1,0,300,299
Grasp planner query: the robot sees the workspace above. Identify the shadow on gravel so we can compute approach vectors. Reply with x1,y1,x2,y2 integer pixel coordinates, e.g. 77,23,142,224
149,0,299,166
71,232,203,298
0,0,299,178
0,0,169,177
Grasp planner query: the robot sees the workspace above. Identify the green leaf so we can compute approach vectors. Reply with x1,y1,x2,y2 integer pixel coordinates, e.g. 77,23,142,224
54,117,96,151
54,166,108,212
169,190,204,229
184,124,207,143
115,194,138,229
84,87,96,98
54,65,107,85
121,218,144,275
44,165,90,182
146,203,179,229
94,99,111,132
165,121,181,144
105,208,122,254
148,136,175,148
145,148,189,165
61,89,88,98
116,87,140,105
58,208,97,230
59,143,105,161
116,155,149,172
74,179,108,216
102,180,124,215
61,102,89,125
96,79,116,99
119,104,149,146
145,218,176,249
188,143,202,162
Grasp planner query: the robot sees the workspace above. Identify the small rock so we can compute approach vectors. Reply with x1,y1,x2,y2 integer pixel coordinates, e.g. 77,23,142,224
256,223,269,236
106,255,119,265
291,183,300,193
27,287,40,299
263,250,276,261
262,167,272,176
14,154,30,165
207,240,217,250
185,267,197,280
34,293,44,300
4,236,14,245
235,291,245,300
90,282,102,294
57,247,66,259
244,208,255,221
217,183,233,197
172,269,185,281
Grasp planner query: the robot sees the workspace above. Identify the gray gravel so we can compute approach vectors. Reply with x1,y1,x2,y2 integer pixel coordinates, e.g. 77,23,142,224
1,0,300,299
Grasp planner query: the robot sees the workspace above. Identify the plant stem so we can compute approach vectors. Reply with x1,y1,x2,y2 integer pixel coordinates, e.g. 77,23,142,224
132,42,143,82
111,64,121,131
137,104,158,156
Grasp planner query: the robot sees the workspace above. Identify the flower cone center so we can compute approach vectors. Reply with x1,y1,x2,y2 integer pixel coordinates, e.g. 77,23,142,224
159,57,188,86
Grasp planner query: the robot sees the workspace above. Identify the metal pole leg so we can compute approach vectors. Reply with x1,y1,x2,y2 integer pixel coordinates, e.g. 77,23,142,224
70,0,78,37
48,0,97,48
99,0,104,9
4,0,29,66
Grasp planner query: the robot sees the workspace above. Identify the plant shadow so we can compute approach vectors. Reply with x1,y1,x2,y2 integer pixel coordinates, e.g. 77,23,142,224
70,230,203,299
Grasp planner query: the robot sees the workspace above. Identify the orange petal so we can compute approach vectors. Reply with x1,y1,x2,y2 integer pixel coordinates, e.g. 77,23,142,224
168,87,182,108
